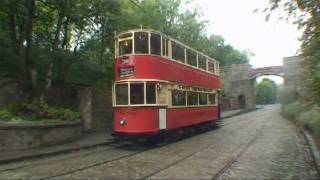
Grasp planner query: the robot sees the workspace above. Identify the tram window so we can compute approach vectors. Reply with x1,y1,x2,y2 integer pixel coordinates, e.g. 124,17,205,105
172,90,186,106
151,33,161,56
134,32,149,54
208,61,215,73
115,84,128,105
162,38,168,56
119,33,132,39
186,49,197,67
208,93,216,105
187,92,198,106
130,83,144,104
199,93,208,105
171,41,185,63
146,82,156,104
198,55,207,70
119,40,132,56
115,38,118,57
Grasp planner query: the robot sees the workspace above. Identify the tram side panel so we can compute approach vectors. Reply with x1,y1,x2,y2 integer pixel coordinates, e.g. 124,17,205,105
166,107,219,130
113,107,159,136
115,55,220,90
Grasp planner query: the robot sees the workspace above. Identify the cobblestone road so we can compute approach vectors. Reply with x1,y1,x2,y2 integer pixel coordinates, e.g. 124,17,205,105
0,105,318,179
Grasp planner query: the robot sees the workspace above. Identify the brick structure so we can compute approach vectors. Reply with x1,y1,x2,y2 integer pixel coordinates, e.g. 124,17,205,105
221,56,301,110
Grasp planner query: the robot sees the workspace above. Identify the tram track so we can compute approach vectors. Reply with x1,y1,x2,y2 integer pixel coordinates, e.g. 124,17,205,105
210,124,265,180
0,141,117,173
37,140,182,180
1,121,264,180
0,137,184,180
0,139,159,178
139,123,266,180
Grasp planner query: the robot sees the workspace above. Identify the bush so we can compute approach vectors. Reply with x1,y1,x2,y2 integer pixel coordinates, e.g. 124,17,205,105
297,106,320,135
281,101,304,121
277,86,298,106
0,100,81,122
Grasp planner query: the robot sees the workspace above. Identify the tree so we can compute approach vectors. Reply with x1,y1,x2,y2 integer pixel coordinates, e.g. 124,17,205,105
266,0,320,105
255,78,278,105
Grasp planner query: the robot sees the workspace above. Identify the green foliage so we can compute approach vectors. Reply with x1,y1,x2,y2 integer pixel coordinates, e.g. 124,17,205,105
281,101,305,121
0,110,15,122
255,78,278,105
0,0,250,89
0,101,81,122
118,0,250,66
267,0,320,105
297,106,320,135
277,86,299,106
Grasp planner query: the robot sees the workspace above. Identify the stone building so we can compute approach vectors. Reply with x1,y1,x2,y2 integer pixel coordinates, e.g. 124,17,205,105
220,64,255,110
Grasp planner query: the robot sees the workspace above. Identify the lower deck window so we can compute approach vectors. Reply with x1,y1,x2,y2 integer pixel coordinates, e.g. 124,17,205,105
115,84,128,105
199,93,208,105
208,93,216,105
172,90,186,106
146,82,156,104
130,83,144,104
115,82,157,105
187,92,198,105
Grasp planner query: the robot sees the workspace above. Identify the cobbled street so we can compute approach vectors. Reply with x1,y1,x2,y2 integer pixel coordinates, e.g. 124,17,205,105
0,105,318,179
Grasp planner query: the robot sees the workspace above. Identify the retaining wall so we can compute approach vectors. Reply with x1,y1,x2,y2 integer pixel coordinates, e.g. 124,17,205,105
0,121,82,150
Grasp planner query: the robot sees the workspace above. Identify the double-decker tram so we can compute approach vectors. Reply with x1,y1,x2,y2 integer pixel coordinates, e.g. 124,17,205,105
112,29,220,139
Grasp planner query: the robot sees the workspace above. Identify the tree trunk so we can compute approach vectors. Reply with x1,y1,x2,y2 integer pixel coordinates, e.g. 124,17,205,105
25,0,36,99
41,9,64,101
8,4,27,98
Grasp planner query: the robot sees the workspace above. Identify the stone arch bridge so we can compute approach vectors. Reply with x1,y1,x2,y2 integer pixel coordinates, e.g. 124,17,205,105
220,56,302,110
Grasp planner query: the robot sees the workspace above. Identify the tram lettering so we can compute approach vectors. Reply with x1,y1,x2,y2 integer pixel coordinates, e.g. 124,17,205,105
120,67,134,77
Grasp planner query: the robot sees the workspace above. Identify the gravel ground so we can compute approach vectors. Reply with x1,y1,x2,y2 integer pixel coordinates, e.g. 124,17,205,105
0,105,317,179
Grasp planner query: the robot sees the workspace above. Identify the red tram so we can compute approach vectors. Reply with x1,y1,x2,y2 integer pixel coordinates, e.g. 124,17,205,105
112,29,220,137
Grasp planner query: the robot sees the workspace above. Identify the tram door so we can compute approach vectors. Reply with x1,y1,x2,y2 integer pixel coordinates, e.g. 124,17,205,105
159,108,167,130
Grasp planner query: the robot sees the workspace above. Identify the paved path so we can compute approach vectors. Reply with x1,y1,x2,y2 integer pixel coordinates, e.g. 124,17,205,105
0,105,317,179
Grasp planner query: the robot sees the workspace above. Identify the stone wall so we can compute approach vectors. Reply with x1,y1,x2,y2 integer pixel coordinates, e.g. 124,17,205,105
78,86,113,132
0,78,19,108
0,121,82,150
91,87,113,131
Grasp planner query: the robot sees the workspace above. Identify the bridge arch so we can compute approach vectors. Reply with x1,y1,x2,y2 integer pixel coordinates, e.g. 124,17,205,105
249,66,284,80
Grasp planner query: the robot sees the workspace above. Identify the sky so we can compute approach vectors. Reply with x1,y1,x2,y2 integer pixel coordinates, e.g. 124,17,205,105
192,0,302,69
189,0,303,84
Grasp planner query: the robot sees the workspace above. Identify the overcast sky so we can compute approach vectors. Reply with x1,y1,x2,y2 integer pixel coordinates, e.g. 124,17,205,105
192,0,302,69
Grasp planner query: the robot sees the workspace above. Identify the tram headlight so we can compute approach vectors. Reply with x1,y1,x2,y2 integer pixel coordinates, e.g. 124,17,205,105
119,118,126,126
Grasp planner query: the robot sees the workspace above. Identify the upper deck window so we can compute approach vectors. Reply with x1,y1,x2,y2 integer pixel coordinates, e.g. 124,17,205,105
119,39,132,56
162,38,168,56
134,32,149,54
186,49,197,67
151,33,161,56
198,55,207,70
208,61,215,73
172,41,185,63
119,33,132,39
